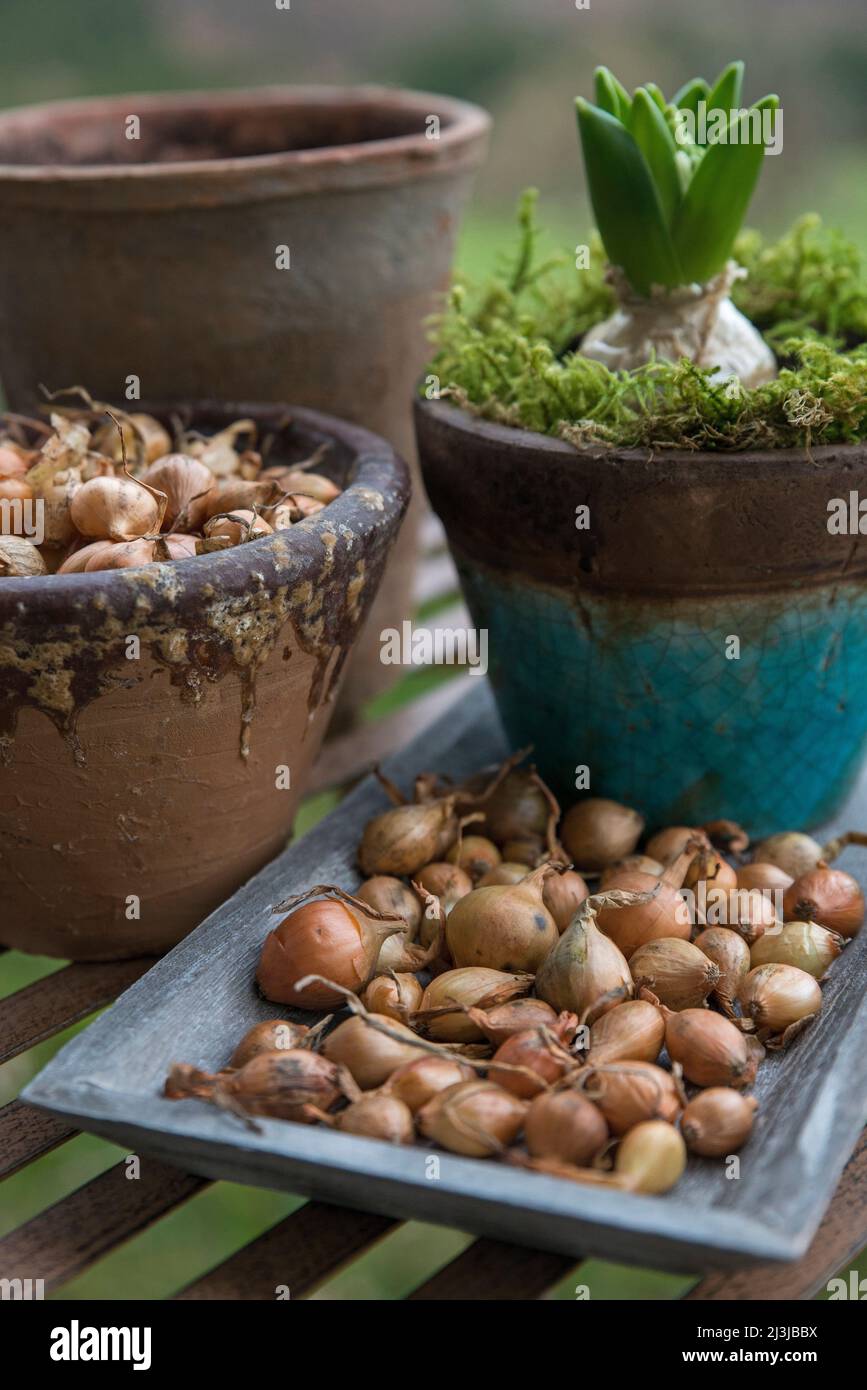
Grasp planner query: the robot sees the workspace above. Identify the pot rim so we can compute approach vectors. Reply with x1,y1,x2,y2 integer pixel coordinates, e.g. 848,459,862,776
0,401,410,614
414,396,866,473
0,84,491,207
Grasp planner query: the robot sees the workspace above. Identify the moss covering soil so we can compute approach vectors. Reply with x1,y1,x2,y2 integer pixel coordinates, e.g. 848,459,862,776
427,193,867,453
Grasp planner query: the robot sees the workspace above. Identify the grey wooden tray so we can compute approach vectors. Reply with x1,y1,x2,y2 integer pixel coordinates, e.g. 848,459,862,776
22,683,867,1274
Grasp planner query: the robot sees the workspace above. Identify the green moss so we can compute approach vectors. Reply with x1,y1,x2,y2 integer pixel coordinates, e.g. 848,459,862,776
734,215,867,347
427,193,867,451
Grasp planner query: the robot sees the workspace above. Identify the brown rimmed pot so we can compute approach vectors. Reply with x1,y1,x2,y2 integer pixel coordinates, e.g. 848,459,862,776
0,84,490,713
0,402,409,960
415,396,867,837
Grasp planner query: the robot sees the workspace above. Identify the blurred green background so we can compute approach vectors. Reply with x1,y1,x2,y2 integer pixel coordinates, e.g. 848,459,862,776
0,0,865,259
2,0,865,1300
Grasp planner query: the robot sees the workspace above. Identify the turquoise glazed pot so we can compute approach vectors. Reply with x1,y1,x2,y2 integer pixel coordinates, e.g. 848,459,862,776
415,399,867,836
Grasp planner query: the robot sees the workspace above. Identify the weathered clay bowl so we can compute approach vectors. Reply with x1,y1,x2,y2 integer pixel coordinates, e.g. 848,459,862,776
0,403,409,959
0,85,490,715
415,397,867,835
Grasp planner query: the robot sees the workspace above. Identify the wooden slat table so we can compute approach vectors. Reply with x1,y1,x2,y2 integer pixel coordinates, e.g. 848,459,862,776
2,536,865,1301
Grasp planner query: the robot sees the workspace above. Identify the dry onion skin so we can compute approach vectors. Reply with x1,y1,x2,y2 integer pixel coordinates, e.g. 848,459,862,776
357,759,525,881
356,876,423,935
579,1060,682,1135
468,766,552,844
664,1008,758,1089
165,1051,347,1124
333,1094,415,1144
595,843,696,958
615,1121,686,1194
738,963,822,1040
753,832,822,880
322,1013,424,1089
681,1089,758,1157
644,826,704,864
445,864,559,973
0,443,31,477
415,862,473,912
500,836,546,866
749,920,844,979
141,453,215,528
257,886,407,1010
0,536,47,577
446,835,502,882
385,1056,475,1114
629,937,720,1011
585,998,666,1066
359,798,463,878
375,911,444,975
361,973,424,1020
189,476,281,530
516,1117,685,1194
705,884,778,945
228,1019,311,1068
70,470,165,541
561,798,645,872
488,1014,579,1099
736,862,793,894
535,891,633,1017
2,404,343,579
684,848,738,895
416,967,533,1042
782,867,864,939
59,534,198,572
165,755,866,1201
478,861,530,887
263,466,340,503
694,926,751,1016
417,1080,527,1158
524,1089,609,1166
204,509,273,545
599,854,663,888
542,868,589,932
465,996,557,1047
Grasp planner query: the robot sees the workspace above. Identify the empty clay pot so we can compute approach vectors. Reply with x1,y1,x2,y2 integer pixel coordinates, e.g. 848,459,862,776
0,402,409,959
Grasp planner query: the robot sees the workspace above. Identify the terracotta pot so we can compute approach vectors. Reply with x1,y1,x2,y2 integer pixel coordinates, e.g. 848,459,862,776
0,84,490,714
415,397,867,836
0,402,409,960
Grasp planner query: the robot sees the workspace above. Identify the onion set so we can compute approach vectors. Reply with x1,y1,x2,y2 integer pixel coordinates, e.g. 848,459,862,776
749,920,843,979
629,937,720,1010
446,864,560,973
681,1089,757,1156
782,866,864,939
164,756,863,1205
2,396,343,579
738,963,822,1044
257,885,408,1009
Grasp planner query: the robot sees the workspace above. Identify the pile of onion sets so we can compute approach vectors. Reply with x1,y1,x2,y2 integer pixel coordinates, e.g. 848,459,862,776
165,758,864,1197
0,389,342,578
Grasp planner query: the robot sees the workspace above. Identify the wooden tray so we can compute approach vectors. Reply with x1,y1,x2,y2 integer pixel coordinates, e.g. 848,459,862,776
22,684,867,1274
